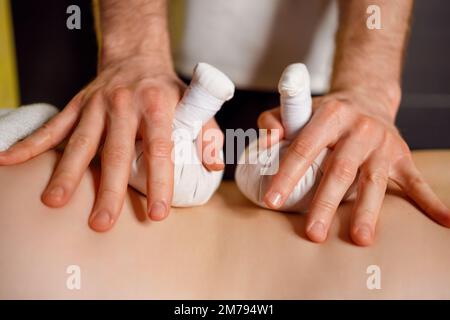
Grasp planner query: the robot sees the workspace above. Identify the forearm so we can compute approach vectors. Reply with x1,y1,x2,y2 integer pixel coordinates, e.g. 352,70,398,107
96,0,172,69
331,0,413,117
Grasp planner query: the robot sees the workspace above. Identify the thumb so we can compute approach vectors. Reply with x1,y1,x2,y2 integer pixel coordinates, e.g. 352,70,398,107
197,118,224,171
257,107,284,148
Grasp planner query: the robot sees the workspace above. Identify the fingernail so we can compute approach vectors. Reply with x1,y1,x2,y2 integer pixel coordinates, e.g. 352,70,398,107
149,201,167,220
355,225,372,242
47,186,65,201
215,157,225,166
307,221,326,242
266,191,282,208
92,210,112,229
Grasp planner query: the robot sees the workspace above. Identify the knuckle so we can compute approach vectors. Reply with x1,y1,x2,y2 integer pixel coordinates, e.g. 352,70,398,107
313,198,338,214
355,209,376,220
330,158,357,183
102,147,130,165
276,170,300,189
141,87,164,111
257,111,271,127
147,138,172,158
319,100,347,130
38,123,54,145
361,170,388,187
52,170,76,183
291,138,314,162
355,116,374,133
109,88,132,116
323,100,345,117
145,108,170,125
148,179,171,191
67,133,91,150
100,186,123,199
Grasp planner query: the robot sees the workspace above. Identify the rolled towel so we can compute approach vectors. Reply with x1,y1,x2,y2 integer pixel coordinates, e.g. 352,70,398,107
0,103,59,152
235,63,330,213
129,62,235,206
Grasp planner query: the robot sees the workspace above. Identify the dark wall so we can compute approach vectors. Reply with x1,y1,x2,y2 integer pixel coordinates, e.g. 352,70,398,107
396,0,450,149
11,0,450,149
11,0,97,108
402,0,450,94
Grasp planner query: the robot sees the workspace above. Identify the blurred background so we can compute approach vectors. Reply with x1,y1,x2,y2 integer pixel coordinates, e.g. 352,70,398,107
2,0,449,149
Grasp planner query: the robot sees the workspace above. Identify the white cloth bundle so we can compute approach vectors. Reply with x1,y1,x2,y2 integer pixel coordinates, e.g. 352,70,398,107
128,63,235,206
235,63,330,213
0,103,59,152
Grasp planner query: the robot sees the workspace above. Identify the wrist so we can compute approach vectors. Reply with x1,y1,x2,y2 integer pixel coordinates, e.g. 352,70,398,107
99,48,174,72
330,78,402,120
99,12,173,69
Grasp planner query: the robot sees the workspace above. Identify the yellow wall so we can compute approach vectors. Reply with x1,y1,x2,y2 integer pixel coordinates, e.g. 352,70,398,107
0,0,19,108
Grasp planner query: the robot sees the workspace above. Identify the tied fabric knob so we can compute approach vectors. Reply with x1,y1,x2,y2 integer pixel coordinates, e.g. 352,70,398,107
128,63,235,206
235,63,331,213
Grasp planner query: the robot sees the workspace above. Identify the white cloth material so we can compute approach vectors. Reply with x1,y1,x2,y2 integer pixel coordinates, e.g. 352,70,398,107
279,63,313,140
172,0,338,93
129,63,235,206
235,64,330,213
0,104,59,152
173,62,234,140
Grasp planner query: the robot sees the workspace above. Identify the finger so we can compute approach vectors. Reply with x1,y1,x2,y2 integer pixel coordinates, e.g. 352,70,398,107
263,101,345,209
42,95,105,207
0,92,84,164
141,90,174,221
199,118,224,171
89,89,138,232
350,152,389,246
257,107,284,148
392,155,450,227
306,135,370,243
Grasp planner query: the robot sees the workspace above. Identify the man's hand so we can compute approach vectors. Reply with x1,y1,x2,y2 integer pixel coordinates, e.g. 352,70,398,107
259,0,450,245
0,0,224,232
0,54,223,231
259,89,450,246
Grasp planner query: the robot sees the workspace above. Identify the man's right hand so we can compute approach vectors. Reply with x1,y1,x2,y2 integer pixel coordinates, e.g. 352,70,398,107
0,54,224,231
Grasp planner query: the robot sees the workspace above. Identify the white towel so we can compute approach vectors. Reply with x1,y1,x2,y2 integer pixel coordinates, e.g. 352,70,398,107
0,103,59,152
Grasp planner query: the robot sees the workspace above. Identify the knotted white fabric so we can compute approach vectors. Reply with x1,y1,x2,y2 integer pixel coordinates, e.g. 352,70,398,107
129,63,235,206
0,103,59,152
235,63,329,213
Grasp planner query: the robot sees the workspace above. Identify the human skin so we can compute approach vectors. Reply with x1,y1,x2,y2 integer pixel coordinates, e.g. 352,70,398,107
259,0,450,246
0,0,224,232
1,0,448,247
1,150,450,299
